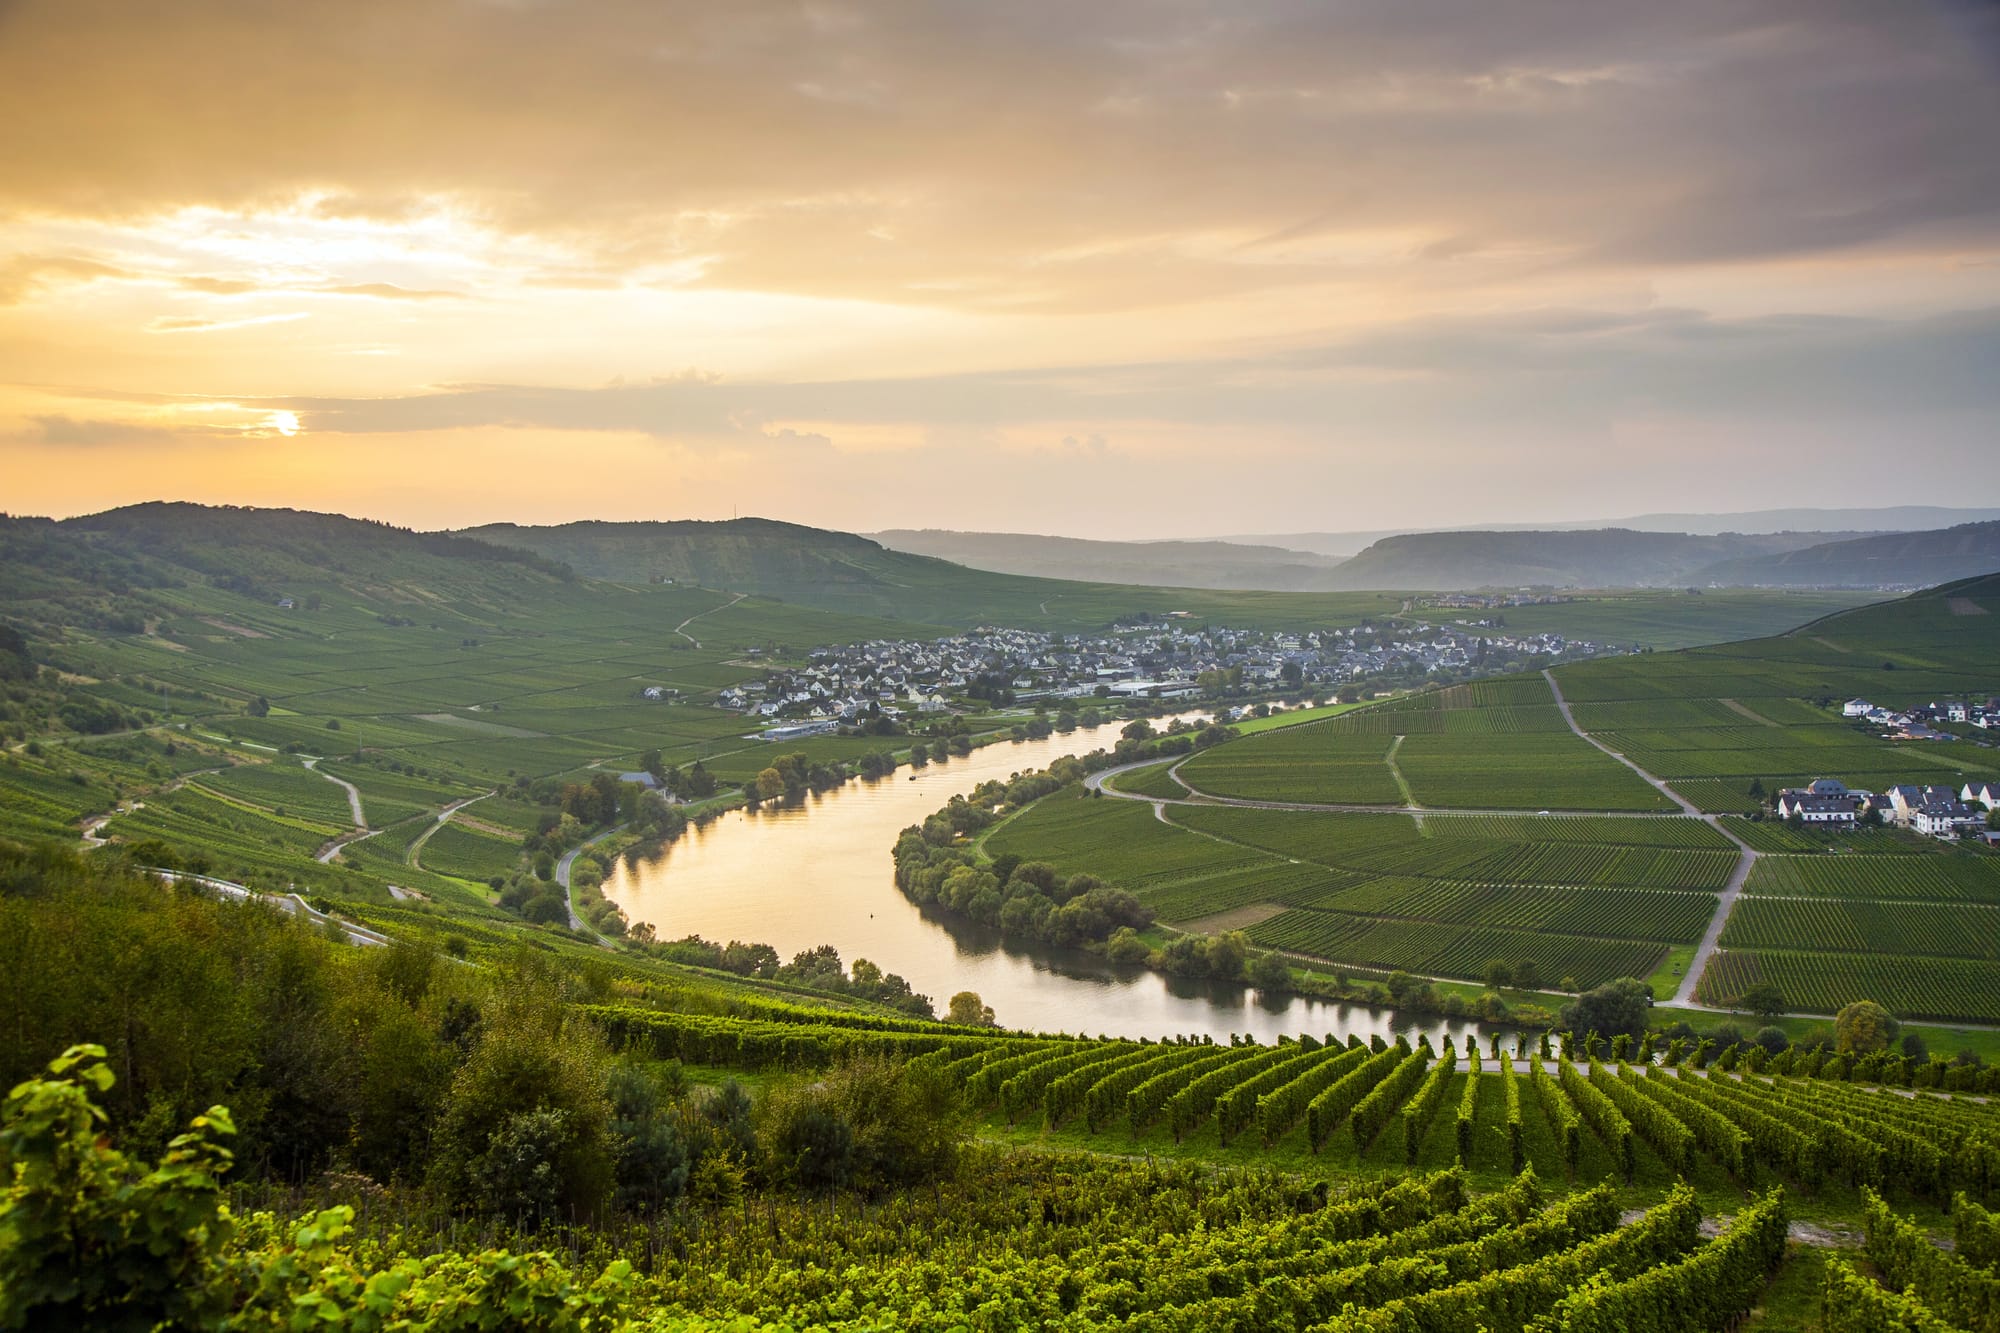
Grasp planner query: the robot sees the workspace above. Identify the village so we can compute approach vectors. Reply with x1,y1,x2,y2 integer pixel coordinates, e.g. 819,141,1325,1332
1841,695,2000,742
1774,775,1999,841
697,618,1618,740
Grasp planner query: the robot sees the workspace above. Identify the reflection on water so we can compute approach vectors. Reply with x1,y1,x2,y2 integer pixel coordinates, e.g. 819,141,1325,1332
606,717,1514,1046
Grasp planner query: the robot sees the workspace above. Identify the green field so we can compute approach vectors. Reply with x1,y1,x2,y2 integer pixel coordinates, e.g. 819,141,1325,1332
1176,678,1676,811
1545,575,2000,1022
1429,588,1886,650
985,789,1722,988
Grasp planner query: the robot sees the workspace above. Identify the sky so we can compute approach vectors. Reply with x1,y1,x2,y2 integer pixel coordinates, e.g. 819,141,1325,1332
2,0,1998,539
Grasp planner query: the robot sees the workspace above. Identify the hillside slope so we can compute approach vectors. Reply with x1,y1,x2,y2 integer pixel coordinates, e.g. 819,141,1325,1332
872,529,1349,590
1324,528,1850,590
1689,520,2000,588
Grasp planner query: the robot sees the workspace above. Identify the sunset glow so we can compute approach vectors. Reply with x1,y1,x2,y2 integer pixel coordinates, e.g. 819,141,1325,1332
2,1,1995,532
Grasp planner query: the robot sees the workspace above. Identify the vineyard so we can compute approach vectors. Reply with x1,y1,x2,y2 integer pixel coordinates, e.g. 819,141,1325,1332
1746,854,2000,903
1249,911,1671,991
991,790,1722,987
866,1025,2000,1214
1699,848,2000,1022
1174,724,1407,804
1695,948,2000,1024
1720,897,2000,960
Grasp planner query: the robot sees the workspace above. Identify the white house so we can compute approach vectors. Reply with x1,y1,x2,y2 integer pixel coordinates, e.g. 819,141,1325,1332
1842,699,1873,718
1775,791,1858,826
1964,781,1999,808
1913,801,1982,839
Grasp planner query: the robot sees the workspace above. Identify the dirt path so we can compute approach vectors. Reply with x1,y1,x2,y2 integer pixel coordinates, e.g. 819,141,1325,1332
406,792,494,869
1542,668,1758,1005
673,591,746,648
1086,757,1688,820
302,757,365,827
1384,734,1422,826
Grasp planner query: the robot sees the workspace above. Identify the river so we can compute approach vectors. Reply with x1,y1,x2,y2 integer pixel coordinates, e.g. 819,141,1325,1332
605,715,1512,1046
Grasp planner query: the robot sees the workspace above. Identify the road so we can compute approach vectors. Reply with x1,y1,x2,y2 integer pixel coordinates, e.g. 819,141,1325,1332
148,869,390,948
1084,758,1690,819
673,592,746,648
405,792,494,868
1087,692,1769,1015
556,825,624,940
303,756,374,863
1542,669,1759,1006
303,756,365,827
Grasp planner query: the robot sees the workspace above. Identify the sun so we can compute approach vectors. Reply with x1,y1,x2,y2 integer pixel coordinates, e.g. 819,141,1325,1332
264,410,300,437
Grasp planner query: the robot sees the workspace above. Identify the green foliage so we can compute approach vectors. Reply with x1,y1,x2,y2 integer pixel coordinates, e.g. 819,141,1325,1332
757,1055,964,1193
1541,1187,1789,1332
0,1044,237,1333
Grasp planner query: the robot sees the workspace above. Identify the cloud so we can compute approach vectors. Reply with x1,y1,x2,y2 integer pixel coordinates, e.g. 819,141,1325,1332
147,311,310,334
193,303,1999,446
0,0,1992,316
12,414,180,446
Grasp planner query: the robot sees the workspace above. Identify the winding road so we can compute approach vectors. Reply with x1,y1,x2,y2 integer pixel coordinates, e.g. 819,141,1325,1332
303,756,375,863
148,868,390,948
556,825,623,941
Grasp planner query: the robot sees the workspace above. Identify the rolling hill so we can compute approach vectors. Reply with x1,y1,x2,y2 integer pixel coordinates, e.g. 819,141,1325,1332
1218,504,2000,556
871,529,1349,591
1320,528,1855,590
1688,520,2000,588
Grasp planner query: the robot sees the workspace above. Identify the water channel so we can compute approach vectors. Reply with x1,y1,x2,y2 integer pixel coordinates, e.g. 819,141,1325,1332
606,715,1512,1047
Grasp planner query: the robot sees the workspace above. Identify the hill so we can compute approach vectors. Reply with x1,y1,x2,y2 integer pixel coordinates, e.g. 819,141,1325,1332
872,528,1349,591
462,516,1069,623
460,516,1410,628
1218,504,2000,556
1689,520,2000,588
1322,528,1852,590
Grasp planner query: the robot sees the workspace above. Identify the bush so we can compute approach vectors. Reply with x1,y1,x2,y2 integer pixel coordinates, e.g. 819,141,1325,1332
756,1055,964,1195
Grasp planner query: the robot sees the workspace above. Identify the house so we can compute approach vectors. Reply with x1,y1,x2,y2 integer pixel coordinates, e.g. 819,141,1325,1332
641,686,673,701
763,720,838,742
1964,781,2000,808
618,771,660,789
1775,791,1857,826
1842,699,1873,718
276,597,296,610
1913,801,1981,839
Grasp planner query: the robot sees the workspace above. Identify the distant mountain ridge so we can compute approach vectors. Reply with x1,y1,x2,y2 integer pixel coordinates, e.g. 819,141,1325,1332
1218,505,2000,558
1322,528,1860,591
1689,521,2000,588
871,529,1347,591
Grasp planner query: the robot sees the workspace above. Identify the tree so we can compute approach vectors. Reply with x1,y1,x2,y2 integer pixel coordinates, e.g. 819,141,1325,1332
1248,952,1292,994
1735,981,1786,1019
1482,960,1514,990
1512,958,1541,990
755,768,785,802
1834,999,1900,1054
247,696,270,718
1558,977,1653,1038
946,991,995,1027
